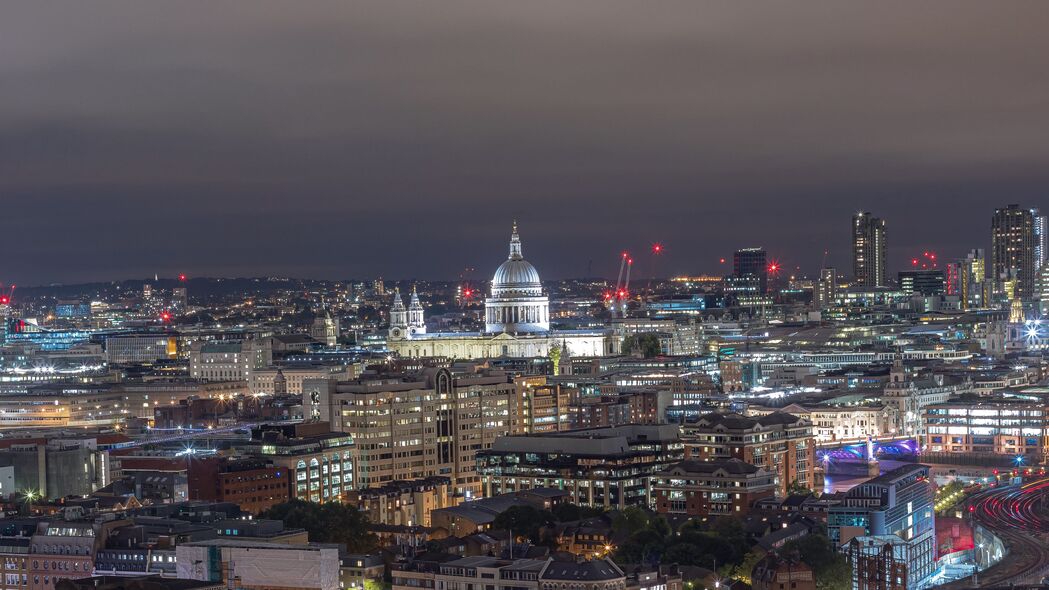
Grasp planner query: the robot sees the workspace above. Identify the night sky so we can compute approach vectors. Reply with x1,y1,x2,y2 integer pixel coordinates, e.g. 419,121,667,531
3,1,1048,285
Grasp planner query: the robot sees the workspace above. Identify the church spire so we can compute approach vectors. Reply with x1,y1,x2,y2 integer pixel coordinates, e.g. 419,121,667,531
509,220,523,260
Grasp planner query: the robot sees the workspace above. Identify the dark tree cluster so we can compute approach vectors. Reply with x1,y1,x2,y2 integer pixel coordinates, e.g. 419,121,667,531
261,499,378,553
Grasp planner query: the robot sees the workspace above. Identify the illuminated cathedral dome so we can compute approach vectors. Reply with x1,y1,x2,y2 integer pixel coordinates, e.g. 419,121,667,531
492,225,543,297
486,223,550,334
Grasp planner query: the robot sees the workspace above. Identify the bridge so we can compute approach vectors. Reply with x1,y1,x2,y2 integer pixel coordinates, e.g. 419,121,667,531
816,438,919,462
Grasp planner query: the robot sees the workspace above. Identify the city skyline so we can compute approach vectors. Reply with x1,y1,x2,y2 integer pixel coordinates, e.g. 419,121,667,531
4,2,1049,284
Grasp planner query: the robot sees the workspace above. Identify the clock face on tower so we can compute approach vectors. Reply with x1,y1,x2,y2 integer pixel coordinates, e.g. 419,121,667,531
391,328,402,338
409,327,418,335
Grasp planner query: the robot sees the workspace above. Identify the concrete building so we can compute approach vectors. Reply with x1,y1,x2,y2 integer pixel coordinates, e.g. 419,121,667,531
650,458,776,518
680,412,816,496
0,438,100,499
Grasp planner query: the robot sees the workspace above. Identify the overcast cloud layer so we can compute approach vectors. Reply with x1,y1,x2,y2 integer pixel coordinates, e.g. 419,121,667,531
2,1,1048,285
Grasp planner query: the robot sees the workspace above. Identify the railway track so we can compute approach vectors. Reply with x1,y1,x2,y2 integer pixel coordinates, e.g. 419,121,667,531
961,478,1049,587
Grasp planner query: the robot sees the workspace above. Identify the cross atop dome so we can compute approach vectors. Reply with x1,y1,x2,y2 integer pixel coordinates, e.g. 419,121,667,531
509,221,523,260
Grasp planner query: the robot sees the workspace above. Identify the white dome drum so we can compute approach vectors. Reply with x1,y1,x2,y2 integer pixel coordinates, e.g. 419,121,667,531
485,223,551,334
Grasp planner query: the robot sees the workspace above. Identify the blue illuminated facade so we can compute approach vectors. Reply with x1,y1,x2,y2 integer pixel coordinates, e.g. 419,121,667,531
829,464,937,590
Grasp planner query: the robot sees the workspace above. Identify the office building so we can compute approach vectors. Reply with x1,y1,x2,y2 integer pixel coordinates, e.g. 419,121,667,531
680,411,817,495
103,334,179,364
308,364,519,498
960,249,989,309
650,458,776,517
853,212,887,288
189,339,272,382
828,465,936,590
733,247,768,294
992,204,1035,299
238,422,355,504
477,424,683,509
518,376,571,434
923,397,1046,459
897,270,945,296
185,456,291,514
0,299,9,346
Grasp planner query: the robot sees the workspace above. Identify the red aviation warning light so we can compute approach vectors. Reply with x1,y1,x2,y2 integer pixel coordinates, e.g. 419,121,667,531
652,243,663,254
178,273,187,282
160,311,172,322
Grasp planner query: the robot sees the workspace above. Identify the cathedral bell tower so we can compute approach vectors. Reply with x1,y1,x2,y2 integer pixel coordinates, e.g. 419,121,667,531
408,285,427,336
389,287,408,341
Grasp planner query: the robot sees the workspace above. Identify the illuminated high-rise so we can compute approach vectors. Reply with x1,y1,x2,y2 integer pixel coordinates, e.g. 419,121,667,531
852,212,887,288
959,248,988,309
991,204,1035,299
1034,208,1047,272
733,247,768,294
814,267,836,309
0,297,8,345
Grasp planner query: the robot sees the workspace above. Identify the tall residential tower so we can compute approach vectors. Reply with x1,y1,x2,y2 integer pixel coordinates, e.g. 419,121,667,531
991,204,1035,299
852,212,887,288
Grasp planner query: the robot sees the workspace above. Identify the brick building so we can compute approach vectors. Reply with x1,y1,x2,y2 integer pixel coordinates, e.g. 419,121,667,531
681,412,816,495
650,458,776,518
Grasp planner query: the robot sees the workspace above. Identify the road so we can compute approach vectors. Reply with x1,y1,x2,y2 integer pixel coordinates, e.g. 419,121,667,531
959,478,1049,587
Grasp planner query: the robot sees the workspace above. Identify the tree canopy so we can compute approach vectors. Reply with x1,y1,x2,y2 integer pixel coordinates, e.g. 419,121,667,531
491,505,555,543
261,499,377,553
782,534,852,590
